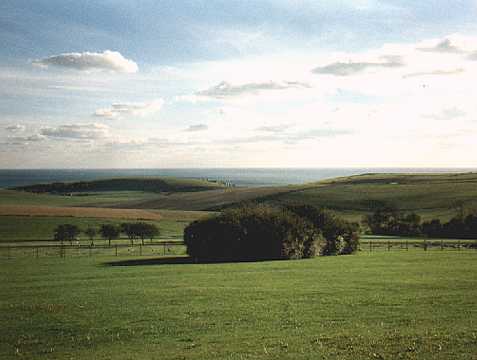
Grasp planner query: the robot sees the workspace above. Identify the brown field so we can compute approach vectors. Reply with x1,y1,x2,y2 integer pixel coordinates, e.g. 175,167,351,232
0,205,163,221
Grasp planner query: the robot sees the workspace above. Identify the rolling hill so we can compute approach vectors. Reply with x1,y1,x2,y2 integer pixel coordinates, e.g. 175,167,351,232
12,176,225,194
5,172,477,221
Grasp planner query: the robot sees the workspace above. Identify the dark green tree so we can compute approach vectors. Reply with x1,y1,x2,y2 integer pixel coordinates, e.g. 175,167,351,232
84,227,97,246
99,224,120,246
53,224,81,245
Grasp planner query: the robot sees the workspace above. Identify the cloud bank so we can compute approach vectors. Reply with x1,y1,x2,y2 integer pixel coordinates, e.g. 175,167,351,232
185,124,208,132
417,39,464,54
40,123,110,140
422,107,466,121
33,50,138,73
312,56,404,76
195,80,310,99
402,68,464,78
5,124,26,132
94,99,164,118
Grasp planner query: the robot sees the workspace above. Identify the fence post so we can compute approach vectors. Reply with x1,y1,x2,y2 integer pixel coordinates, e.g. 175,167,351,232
441,239,444,251
369,240,372,252
35,247,39,259
423,239,427,251
387,240,390,251
115,244,118,256
406,239,409,251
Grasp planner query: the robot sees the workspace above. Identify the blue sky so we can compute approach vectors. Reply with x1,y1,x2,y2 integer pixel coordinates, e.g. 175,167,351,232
1,1,477,168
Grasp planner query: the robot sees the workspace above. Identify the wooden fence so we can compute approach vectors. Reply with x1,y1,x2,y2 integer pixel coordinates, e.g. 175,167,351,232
1,238,476,259
0,241,186,259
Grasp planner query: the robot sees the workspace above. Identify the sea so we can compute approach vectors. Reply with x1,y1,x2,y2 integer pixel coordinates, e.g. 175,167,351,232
0,168,475,189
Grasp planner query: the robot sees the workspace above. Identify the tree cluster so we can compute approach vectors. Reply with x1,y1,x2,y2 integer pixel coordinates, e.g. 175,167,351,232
363,207,422,236
53,224,81,244
422,214,477,239
120,222,160,244
286,205,361,255
184,205,360,262
52,222,160,246
364,206,477,239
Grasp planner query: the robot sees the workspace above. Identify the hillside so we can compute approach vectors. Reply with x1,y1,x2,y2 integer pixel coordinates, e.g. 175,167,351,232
5,172,477,221
114,172,477,220
258,172,477,220
12,177,225,194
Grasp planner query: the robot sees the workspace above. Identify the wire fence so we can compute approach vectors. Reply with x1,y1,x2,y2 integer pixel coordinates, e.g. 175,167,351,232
360,238,477,252
0,241,186,259
1,238,476,259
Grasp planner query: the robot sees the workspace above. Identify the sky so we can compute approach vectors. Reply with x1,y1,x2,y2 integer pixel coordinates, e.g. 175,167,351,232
1,0,477,168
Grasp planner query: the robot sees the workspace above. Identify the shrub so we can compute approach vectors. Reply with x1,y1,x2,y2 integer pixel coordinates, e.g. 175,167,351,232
286,205,361,255
184,205,321,262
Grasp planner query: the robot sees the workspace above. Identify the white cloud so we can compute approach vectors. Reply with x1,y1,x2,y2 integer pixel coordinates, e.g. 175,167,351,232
94,99,164,118
255,124,291,133
194,80,310,99
40,123,110,140
422,107,466,121
417,39,464,54
5,124,26,132
32,50,138,73
312,55,404,76
6,134,46,145
402,68,465,79
185,124,208,132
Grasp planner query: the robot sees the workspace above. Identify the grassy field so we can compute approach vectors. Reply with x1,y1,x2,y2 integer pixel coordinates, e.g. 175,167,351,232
4,173,477,222
1,251,476,359
0,189,164,207
90,172,477,221
0,209,213,242
260,172,477,221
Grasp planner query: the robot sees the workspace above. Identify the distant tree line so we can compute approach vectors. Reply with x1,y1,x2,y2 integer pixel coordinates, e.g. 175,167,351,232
53,222,160,246
14,178,220,194
363,205,477,239
184,204,360,262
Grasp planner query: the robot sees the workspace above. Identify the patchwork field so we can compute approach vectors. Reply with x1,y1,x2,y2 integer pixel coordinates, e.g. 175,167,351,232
1,251,476,359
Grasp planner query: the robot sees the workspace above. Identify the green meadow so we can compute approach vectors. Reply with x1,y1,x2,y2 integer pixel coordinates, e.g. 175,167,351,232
1,173,477,359
1,251,476,359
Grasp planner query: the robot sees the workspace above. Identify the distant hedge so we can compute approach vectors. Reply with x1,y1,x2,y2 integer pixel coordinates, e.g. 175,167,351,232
184,206,321,262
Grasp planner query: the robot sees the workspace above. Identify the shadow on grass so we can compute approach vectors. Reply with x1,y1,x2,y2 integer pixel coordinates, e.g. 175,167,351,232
104,256,287,267
105,256,194,267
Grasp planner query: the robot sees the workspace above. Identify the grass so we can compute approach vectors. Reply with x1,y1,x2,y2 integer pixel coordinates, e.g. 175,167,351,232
4,172,477,222
261,172,477,221
0,210,213,242
0,189,164,207
91,172,477,221
1,251,476,359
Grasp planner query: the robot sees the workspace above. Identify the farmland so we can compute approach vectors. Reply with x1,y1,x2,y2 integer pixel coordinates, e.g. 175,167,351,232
1,251,476,359
1,173,477,359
